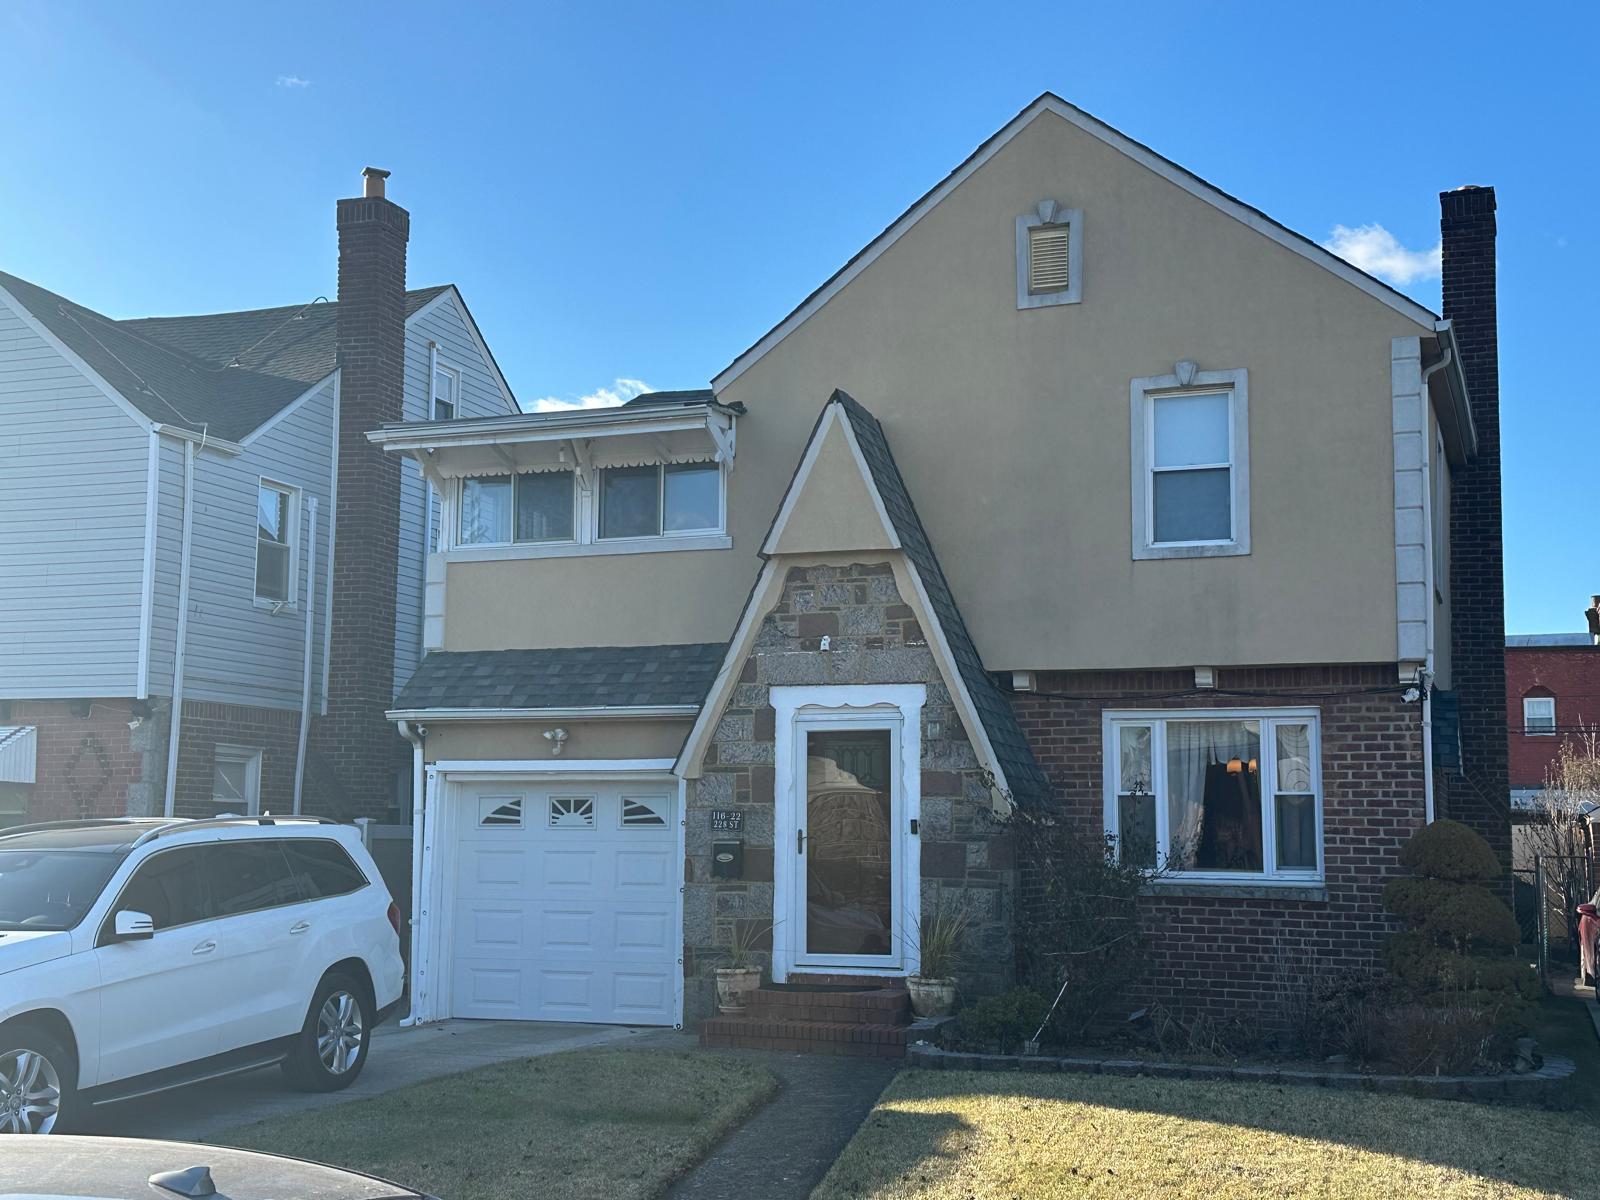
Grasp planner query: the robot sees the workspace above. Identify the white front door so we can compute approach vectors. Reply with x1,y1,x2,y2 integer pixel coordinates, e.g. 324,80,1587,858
447,781,678,1025
772,685,924,979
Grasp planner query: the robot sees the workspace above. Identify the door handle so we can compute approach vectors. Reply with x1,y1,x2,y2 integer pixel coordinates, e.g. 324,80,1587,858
191,939,217,956
796,828,806,856
289,921,311,935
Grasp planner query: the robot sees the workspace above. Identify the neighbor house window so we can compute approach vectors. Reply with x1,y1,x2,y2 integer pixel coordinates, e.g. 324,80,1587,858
1015,200,1082,309
1523,696,1556,735
1105,710,1321,880
599,462,721,540
432,364,459,421
212,745,263,816
1130,367,1249,560
254,481,298,602
459,472,575,546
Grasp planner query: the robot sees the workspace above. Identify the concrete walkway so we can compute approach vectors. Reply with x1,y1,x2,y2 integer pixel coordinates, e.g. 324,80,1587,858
666,1051,897,1200
81,1018,652,1142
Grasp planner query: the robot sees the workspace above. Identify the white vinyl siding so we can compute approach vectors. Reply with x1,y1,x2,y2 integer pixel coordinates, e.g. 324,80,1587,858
172,378,335,711
394,295,518,695
0,292,151,698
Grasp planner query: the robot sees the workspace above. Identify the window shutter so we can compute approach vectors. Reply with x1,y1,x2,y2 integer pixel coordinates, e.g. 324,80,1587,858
1028,223,1071,293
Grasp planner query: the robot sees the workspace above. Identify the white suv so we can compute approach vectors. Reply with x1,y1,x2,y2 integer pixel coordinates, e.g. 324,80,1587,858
0,816,406,1134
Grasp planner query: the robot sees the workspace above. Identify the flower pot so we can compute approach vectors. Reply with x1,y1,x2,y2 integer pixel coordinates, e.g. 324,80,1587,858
715,967,762,1015
907,974,956,1019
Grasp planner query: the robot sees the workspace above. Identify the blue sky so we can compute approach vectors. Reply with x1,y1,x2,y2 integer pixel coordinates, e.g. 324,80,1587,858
1,2,1592,633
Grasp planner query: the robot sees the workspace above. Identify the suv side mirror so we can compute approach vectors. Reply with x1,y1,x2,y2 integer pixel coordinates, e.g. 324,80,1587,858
112,910,155,941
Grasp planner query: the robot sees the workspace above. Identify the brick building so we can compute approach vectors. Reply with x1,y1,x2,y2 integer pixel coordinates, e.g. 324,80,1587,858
1506,604,1600,811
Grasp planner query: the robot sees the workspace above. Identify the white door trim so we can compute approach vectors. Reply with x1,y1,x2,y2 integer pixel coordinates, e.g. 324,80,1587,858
770,684,924,981
411,761,683,1028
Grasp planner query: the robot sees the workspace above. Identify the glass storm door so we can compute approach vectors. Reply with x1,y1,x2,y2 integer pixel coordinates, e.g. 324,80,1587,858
797,727,901,968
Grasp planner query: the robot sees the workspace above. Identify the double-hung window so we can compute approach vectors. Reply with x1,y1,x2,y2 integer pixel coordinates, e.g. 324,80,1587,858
599,462,721,540
432,364,459,421
1523,696,1556,735
254,481,298,603
458,471,576,546
1106,710,1322,880
1130,367,1249,559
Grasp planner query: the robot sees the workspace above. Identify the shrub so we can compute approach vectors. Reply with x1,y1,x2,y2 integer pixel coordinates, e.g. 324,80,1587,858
952,988,1049,1054
1285,967,1394,1063
1398,818,1502,883
1381,877,1520,953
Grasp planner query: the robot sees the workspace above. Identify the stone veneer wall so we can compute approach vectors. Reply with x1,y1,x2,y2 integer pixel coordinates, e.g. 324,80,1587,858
1012,664,1427,1027
683,562,1015,1025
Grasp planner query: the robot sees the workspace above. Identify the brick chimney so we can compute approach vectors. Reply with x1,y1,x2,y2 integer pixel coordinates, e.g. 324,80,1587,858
1439,185,1510,865
314,167,410,818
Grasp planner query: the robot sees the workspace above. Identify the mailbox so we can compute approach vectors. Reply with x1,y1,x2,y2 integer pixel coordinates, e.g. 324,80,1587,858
712,839,743,880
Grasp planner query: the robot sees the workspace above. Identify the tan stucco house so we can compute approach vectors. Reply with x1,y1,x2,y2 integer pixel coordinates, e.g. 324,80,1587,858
372,95,1508,1036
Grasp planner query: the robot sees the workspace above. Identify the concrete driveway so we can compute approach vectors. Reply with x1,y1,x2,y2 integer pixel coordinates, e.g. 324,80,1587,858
79,1019,679,1143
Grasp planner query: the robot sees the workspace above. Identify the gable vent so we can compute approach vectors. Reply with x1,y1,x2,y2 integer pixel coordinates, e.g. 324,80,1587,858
1028,224,1072,293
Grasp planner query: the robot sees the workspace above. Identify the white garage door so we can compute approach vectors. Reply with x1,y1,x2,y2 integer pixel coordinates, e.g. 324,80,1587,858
449,781,678,1025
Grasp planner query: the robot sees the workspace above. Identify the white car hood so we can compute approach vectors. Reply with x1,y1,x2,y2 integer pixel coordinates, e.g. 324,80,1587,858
0,928,73,975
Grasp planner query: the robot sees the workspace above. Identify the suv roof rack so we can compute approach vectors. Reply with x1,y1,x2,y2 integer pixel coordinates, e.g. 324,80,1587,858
0,817,168,841
130,814,343,848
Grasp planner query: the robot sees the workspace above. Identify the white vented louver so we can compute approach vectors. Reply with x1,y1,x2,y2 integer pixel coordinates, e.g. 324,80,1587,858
1028,224,1072,293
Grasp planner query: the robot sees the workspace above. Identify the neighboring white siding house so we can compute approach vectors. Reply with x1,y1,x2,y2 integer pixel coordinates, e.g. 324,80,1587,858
393,293,517,694
0,290,151,699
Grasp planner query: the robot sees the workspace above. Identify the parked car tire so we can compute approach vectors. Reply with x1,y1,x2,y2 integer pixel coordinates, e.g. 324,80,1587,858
0,1024,76,1135
282,972,373,1093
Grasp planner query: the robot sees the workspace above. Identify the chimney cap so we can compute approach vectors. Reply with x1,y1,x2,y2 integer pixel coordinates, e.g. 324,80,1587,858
362,166,392,199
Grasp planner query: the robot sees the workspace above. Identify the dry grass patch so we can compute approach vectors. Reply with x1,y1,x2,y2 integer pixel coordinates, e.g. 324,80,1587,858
814,1069,1588,1199
215,1048,777,1200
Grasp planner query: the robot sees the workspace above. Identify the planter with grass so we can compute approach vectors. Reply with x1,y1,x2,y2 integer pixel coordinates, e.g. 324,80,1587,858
715,920,770,1015
907,890,973,1019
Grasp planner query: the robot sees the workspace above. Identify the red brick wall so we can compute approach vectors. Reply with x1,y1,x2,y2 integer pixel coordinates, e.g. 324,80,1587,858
1506,646,1600,790
4,699,163,822
1011,663,1426,1024
171,700,304,818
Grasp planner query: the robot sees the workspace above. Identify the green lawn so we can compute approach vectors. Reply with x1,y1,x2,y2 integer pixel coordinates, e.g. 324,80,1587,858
215,1048,778,1200
815,999,1599,1200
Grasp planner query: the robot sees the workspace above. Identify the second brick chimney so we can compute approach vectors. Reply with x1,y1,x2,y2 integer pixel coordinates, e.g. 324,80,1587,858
314,167,411,818
1439,184,1510,866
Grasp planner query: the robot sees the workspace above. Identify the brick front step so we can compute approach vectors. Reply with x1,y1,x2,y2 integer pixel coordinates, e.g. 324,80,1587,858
700,1016,912,1058
746,986,911,1025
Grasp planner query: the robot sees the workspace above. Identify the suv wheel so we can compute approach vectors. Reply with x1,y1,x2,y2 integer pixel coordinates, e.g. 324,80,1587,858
283,972,373,1093
0,1028,73,1134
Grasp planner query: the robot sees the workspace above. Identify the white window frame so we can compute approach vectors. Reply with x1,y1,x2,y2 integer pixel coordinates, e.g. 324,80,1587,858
1102,708,1323,884
212,745,263,815
1015,200,1083,309
445,460,729,560
1523,696,1556,736
253,479,300,606
598,461,725,542
1130,366,1250,560
431,362,460,422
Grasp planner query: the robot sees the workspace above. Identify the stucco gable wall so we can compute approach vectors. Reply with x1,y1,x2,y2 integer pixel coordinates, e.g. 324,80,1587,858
719,112,1429,671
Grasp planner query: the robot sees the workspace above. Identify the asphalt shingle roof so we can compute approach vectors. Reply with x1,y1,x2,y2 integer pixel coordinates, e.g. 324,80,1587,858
0,269,451,442
831,390,1052,807
393,643,728,712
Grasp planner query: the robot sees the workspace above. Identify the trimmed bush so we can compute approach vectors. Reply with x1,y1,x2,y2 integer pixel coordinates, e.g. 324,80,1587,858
1397,818,1503,882
1381,877,1520,953
952,988,1049,1054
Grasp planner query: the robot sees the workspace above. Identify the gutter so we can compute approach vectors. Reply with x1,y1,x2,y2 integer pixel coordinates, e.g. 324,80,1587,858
293,497,320,814
151,424,243,456
1429,320,1477,463
162,440,197,817
384,705,700,723
396,719,427,1027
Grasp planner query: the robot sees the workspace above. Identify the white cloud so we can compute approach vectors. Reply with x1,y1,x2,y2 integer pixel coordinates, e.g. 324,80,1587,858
275,75,313,89
1322,223,1441,286
529,377,652,413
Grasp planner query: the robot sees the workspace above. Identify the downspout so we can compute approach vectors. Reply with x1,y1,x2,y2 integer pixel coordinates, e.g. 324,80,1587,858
293,497,320,814
1418,344,1454,824
397,719,426,1026
161,440,197,817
